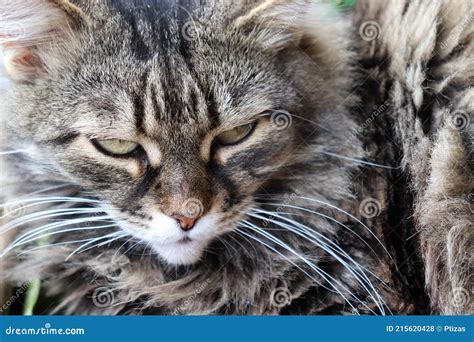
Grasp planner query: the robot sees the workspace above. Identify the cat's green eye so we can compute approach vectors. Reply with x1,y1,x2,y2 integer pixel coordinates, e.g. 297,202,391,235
215,123,255,146
93,139,139,156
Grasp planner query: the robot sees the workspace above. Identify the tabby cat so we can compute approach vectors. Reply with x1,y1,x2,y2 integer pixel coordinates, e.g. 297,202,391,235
0,0,472,315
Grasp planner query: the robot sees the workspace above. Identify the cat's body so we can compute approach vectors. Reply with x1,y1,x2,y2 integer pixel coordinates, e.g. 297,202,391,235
0,0,472,315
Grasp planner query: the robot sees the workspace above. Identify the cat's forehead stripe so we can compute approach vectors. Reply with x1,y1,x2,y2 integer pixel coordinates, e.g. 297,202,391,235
132,70,150,135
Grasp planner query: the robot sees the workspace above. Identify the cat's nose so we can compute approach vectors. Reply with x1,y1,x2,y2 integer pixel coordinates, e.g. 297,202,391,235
171,214,199,231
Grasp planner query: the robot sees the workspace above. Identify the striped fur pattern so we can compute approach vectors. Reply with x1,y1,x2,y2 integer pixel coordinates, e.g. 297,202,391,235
0,0,472,315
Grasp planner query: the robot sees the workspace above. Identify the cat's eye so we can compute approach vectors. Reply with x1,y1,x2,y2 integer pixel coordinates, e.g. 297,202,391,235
92,139,139,157
215,123,255,146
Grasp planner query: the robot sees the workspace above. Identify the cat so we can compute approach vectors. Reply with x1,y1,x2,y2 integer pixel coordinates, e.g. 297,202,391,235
0,0,472,315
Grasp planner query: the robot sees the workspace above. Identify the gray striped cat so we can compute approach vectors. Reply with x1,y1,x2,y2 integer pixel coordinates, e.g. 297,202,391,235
0,0,472,315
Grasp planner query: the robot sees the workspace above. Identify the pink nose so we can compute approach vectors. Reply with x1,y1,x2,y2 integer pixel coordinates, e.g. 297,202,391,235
171,214,198,231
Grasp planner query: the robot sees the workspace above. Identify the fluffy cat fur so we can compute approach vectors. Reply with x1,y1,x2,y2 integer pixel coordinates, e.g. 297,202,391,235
0,0,472,315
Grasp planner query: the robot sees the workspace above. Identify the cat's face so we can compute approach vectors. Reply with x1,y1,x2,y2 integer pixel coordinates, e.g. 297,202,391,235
52,47,298,265
2,1,312,265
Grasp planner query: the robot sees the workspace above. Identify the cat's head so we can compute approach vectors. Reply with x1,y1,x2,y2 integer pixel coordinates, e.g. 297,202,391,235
1,0,357,265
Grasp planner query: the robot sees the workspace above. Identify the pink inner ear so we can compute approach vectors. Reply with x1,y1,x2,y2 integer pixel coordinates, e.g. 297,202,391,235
13,51,43,69
3,47,44,81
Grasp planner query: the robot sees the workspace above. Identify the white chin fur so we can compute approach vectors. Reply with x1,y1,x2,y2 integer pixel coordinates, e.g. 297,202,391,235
150,240,206,265
119,212,221,265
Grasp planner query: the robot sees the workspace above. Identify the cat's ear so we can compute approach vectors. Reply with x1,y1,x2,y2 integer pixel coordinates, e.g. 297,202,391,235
0,0,88,82
233,0,349,54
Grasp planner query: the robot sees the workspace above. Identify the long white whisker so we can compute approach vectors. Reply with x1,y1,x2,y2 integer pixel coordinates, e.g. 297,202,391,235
18,237,97,255
1,208,114,233
0,196,101,209
248,209,387,314
23,184,74,197
318,151,397,169
111,236,139,262
0,199,113,220
247,212,384,314
269,195,394,262
0,149,29,155
1,223,117,257
258,202,379,258
66,232,128,260
9,215,115,246
255,208,387,285
240,220,363,314
236,227,333,293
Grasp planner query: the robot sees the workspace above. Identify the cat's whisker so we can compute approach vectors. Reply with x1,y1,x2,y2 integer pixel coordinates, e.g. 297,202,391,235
8,215,115,246
65,231,128,260
72,232,128,257
241,220,365,307
0,204,109,223
256,194,394,262
251,209,374,275
0,196,101,208
227,231,259,261
217,236,239,256
247,209,388,314
112,236,139,262
236,226,330,291
317,150,397,169
259,111,330,132
21,184,75,197
121,239,144,257
238,222,365,315
1,208,115,233
246,211,383,309
253,207,388,287
1,223,118,257
0,196,106,218
256,202,380,261
296,196,394,261
17,237,97,255
0,149,29,155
